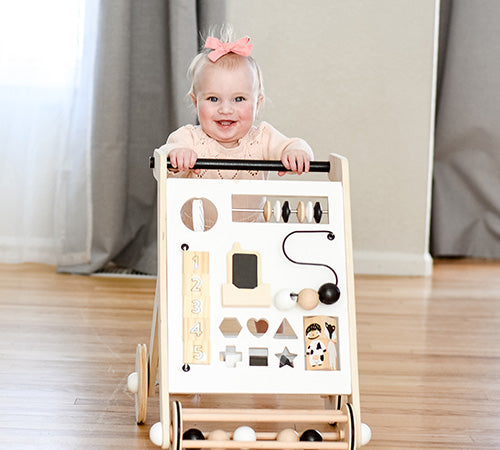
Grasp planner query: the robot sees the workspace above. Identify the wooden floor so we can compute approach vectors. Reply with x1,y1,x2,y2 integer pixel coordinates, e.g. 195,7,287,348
0,259,499,449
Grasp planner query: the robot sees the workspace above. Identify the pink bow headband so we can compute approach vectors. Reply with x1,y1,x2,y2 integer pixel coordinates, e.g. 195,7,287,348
205,36,253,62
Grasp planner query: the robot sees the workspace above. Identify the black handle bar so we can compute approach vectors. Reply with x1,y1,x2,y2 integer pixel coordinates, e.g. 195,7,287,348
150,156,330,172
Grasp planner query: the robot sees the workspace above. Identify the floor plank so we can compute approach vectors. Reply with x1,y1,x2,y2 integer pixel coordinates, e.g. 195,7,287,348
0,260,499,449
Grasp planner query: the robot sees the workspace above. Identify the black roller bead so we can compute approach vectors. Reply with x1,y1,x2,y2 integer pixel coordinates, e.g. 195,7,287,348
183,428,205,441
282,201,291,223
318,282,341,305
313,202,322,223
300,429,323,442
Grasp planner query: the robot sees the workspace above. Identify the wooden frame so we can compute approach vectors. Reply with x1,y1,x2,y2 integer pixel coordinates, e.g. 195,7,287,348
130,152,369,449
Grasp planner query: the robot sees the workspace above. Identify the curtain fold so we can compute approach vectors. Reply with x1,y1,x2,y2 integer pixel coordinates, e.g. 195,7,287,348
0,0,98,265
59,0,225,275
431,0,500,259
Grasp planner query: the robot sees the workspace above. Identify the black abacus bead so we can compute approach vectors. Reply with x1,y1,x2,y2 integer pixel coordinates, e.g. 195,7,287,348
300,429,323,442
313,202,322,223
318,282,341,305
282,201,291,223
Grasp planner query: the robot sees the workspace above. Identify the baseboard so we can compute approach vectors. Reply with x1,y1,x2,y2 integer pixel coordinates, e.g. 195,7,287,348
353,250,433,276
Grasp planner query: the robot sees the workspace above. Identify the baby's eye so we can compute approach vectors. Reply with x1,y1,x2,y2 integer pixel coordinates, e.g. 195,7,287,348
207,96,218,102
234,96,245,102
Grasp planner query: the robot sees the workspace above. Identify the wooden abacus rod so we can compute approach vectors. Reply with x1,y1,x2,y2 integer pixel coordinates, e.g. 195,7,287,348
182,441,348,449
181,408,346,423
232,207,329,214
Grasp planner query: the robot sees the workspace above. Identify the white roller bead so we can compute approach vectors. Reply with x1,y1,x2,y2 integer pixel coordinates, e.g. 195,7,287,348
306,201,314,223
274,288,297,311
127,371,139,393
192,198,205,232
273,200,282,222
233,425,257,442
149,422,163,447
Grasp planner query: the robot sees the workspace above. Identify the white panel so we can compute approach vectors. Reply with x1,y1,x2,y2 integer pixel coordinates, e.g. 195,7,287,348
165,178,352,395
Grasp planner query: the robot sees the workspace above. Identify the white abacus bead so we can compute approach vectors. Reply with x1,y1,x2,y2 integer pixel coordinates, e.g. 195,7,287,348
192,198,205,232
361,423,372,445
305,201,314,223
149,422,163,447
233,426,257,442
127,371,139,393
273,200,282,222
274,289,297,311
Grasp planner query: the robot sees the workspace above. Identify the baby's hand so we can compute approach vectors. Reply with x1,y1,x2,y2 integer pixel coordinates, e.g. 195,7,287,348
169,148,200,174
279,149,311,176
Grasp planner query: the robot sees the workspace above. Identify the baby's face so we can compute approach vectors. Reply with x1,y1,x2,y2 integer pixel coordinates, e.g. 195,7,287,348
191,59,262,148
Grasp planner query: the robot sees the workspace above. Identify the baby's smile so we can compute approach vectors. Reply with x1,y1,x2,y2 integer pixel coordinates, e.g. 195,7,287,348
216,120,236,127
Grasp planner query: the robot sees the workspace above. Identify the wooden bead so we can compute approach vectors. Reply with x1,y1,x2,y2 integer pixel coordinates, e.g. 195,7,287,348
208,429,231,449
277,428,299,442
297,201,305,223
263,200,272,222
297,288,319,310
208,430,231,441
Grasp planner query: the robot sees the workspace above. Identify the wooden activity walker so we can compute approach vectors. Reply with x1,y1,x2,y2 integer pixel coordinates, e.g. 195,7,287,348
127,151,372,449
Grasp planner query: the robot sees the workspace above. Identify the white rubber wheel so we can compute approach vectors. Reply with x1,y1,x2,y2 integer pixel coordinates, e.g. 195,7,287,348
149,421,163,447
361,422,372,446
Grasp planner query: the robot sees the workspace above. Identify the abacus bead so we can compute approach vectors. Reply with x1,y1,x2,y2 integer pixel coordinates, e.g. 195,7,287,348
233,426,257,441
313,202,322,223
318,282,341,305
306,201,314,223
297,201,305,223
300,429,323,442
297,288,319,310
282,201,291,223
273,200,282,222
274,289,297,311
277,428,300,442
263,200,272,222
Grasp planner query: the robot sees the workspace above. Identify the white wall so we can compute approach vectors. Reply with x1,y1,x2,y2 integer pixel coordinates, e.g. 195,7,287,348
226,0,439,275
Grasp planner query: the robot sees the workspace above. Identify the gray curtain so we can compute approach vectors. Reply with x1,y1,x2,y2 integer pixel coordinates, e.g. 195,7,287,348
59,0,225,275
431,0,500,259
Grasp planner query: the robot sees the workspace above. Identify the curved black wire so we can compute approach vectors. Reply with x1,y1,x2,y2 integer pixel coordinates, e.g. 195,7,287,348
281,230,338,285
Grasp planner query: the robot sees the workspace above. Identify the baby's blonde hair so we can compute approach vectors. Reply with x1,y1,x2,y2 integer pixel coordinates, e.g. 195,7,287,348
187,25,265,101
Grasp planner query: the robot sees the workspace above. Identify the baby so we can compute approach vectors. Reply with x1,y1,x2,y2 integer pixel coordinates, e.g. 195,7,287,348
160,30,314,180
